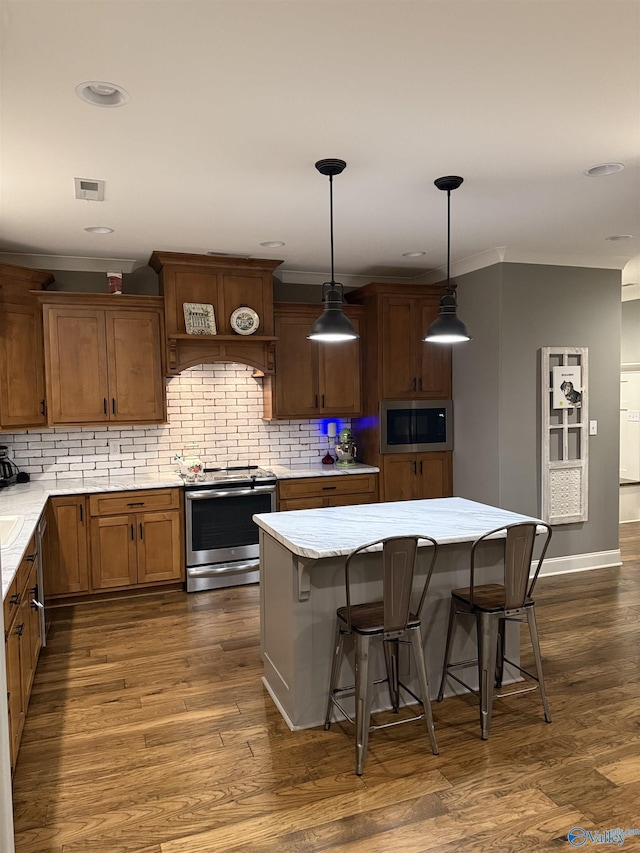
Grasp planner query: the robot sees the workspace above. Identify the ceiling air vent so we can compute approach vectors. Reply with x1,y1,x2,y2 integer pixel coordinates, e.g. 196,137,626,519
74,177,105,201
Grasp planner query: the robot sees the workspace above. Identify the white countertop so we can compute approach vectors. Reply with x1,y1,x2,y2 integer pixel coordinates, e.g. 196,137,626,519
254,497,544,560
0,463,380,597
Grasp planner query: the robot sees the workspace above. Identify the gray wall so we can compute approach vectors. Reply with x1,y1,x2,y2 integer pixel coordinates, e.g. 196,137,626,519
454,262,621,558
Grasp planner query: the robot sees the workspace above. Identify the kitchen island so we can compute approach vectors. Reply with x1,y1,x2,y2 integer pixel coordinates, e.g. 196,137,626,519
254,497,545,730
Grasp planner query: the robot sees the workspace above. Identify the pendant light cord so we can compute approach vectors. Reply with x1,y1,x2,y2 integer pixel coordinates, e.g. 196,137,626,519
329,174,335,283
446,188,451,289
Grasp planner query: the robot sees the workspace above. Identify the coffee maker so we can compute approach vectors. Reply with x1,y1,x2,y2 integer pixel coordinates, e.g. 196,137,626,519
0,446,18,487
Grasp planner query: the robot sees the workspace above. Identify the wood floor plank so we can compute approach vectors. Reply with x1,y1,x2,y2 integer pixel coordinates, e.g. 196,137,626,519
11,523,640,852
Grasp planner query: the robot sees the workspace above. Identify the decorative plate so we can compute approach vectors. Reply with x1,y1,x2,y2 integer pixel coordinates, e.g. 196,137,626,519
230,306,260,335
183,302,216,335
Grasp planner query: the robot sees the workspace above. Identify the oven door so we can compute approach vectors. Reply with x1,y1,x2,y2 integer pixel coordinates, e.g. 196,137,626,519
185,485,275,567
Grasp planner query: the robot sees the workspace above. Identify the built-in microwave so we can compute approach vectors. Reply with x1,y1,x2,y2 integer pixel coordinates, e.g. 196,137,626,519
380,400,453,453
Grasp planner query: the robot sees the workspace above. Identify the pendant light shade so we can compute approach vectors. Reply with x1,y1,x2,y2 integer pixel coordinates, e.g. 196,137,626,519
423,175,471,344
308,158,358,342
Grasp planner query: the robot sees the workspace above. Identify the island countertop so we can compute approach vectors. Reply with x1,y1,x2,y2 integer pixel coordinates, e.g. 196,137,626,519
254,496,544,560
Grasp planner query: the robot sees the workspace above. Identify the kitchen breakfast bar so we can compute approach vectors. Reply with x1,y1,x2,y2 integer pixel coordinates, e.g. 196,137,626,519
254,497,545,730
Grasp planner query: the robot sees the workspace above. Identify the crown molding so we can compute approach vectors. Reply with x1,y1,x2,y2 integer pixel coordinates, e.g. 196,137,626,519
0,252,140,273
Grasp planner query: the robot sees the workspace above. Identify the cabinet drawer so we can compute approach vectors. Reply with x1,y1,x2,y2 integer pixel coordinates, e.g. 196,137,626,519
278,474,376,502
89,488,181,517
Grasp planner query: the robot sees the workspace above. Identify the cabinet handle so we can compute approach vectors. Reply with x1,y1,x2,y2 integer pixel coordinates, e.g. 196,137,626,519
79,503,83,523
40,399,46,416
321,485,337,491
315,395,318,408
14,623,24,637
413,460,417,475
418,378,423,391
139,523,144,540
127,502,145,507
26,553,36,563
420,460,423,474
321,394,325,408
9,593,20,606
112,398,116,415
103,398,108,415
131,524,135,541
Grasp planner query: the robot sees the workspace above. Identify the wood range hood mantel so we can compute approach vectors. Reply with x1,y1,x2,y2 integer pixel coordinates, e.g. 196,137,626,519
149,251,283,376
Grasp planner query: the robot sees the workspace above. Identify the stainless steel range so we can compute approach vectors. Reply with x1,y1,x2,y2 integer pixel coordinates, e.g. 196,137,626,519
183,465,276,592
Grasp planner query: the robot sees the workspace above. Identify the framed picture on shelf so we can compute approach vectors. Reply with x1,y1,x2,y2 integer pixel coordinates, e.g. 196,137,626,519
183,302,216,335
552,365,582,409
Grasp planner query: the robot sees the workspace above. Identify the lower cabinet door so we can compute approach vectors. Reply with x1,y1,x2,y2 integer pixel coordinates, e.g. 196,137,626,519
415,452,453,499
136,511,182,583
90,514,138,590
381,456,418,502
5,624,25,771
26,561,42,682
44,496,90,596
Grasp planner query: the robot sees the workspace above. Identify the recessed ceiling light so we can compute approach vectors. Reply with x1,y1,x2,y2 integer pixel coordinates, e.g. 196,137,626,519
402,251,426,258
260,241,285,248
83,225,114,234
584,162,625,177
605,234,633,241
75,81,130,107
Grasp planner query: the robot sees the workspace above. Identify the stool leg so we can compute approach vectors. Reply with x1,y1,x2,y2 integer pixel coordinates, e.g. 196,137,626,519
477,611,499,740
354,633,373,775
495,618,505,688
409,626,439,756
437,597,457,702
526,606,552,723
324,620,344,730
383,638,400,712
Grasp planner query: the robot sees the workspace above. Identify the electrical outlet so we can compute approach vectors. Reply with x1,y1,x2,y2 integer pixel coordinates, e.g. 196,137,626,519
108,439,121,454
628,410,640,423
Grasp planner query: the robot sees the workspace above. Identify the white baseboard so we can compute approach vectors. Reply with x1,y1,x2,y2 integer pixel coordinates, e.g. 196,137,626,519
536,549,621,578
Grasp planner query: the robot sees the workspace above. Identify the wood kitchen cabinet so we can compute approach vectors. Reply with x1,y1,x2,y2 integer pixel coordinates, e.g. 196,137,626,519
345,282,453,501
4,533,43,772
380,295,451,400
263,304,363,419
0,263,53,429
149,251,283,376
89,489,183,591
38,293,166,427
43,495,90,597
277,473,377,510
381,452,452,502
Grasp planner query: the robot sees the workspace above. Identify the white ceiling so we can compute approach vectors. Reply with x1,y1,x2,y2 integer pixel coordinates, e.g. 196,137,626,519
1,0,639,285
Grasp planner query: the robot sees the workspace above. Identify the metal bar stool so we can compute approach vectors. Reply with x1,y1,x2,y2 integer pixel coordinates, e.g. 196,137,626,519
437,521,552,740
324,534,439,775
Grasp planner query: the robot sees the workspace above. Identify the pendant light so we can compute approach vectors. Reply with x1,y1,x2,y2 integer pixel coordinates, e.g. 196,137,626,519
423,175,471,344
308,159,359,342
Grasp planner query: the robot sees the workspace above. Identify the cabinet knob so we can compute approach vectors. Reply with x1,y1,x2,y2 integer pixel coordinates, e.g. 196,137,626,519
14,623,25,637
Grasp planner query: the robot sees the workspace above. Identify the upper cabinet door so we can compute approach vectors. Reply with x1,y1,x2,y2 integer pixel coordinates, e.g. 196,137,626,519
317,317,362,415
273,315,319,418
381,296,416,399
416,303,452,398
0,301,47,428
45,307,110,424
106,310,166,423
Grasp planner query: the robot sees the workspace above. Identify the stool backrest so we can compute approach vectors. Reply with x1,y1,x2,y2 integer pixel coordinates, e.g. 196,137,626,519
344,535,439,632
470,521,552,608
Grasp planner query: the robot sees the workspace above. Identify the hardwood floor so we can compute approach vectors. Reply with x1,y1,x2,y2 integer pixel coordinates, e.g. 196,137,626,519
11,526,640,852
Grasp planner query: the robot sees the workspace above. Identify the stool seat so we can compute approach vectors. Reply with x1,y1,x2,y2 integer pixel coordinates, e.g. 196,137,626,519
451,584,535,612
337,604,420,634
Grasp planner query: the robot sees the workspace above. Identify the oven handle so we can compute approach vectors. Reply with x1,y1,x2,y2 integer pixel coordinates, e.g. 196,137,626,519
186,486,276,500
187,560,260,577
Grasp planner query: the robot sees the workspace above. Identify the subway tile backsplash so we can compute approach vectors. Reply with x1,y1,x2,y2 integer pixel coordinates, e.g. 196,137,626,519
3,364,344,479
